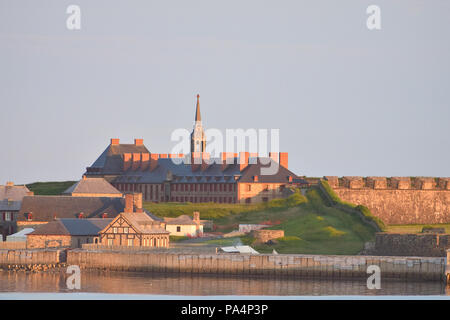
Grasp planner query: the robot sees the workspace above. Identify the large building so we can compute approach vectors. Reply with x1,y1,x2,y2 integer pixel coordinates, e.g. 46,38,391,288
84,95,304,204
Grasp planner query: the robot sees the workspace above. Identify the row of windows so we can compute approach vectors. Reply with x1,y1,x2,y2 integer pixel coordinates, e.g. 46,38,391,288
112,227,129,234
106,237,167,247
171,196,235,203
171,183,235,192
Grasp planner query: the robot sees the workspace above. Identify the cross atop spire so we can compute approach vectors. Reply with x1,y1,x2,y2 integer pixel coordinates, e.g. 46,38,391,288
195,94,201,122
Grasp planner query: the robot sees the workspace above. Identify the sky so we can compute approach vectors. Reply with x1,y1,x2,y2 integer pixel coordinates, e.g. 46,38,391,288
0,0,449,184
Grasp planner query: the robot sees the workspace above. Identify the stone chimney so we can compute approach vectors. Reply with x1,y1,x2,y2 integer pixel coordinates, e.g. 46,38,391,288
123,153,132,171
133,192,143,211
124,194,134,213
131,153,141,170
193,211,200,222
221,152,234,171
239,152,249,171
134,138,144,146
269,152,278,164
141,153,150,171
279,152,288,169
110,138,120,145
150,154,159,171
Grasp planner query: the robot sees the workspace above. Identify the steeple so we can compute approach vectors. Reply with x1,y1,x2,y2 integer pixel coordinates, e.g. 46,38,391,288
195,94,201,122
190,94,206,153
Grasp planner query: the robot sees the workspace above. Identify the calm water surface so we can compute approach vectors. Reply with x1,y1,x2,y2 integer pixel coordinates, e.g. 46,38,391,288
0,270,448,296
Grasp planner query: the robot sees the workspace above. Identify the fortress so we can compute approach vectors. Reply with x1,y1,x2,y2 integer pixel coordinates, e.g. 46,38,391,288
325,176,450,225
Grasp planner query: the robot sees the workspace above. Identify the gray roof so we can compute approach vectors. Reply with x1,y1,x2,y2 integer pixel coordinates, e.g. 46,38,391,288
86,143,150,175
63,177,122,195
18,196,126,221
30,218,113,236
0,199,22,211
113,157,299,184
114,157,243,184
164,215,198,225
0,184,30,201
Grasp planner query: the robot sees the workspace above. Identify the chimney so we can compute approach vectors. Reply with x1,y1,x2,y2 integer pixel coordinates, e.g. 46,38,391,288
78,212,84,219
193,211,200,231
140,153,150,170
27,212,33,221
6,181,13,187
279,152,288,169
134,138,144,146
269,152,279,163
82,175,87,180
111,138,120,145
221,152,234,171
133,192,143,211
150,153,159,171
124,194,134,213
193,211,200,222
201,153,210,171
123,153,132,171
102,213,108,219
132,153,141,170
253,175,259,182
239,152,249,171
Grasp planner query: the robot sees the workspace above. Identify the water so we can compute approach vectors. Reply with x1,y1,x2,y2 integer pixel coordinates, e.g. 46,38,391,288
0,270,449,297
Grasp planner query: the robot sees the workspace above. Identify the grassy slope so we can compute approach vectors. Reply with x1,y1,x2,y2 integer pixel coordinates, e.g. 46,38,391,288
386,224,450,234
26,181,76,195
146,188,377,255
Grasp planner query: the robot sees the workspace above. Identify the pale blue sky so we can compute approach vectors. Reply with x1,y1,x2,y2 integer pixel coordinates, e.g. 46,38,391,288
1,0,449,184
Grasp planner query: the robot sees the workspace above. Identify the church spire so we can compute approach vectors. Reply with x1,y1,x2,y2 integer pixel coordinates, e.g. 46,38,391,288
195,94,201,122
191,94,206,153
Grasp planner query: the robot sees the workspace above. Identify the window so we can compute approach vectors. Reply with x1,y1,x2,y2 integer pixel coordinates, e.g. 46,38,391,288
113,227,117,233
264,185,269,191
124,227,129,234
245,198,251,204
128,239,133,246
247,184,252,191
177,226,181,232
4,212,11,221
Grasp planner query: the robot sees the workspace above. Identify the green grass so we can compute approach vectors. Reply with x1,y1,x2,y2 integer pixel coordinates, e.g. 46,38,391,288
386,224,450,234
169,235,189,242
147,187,377,255
143,190,307,220
26,181,77,195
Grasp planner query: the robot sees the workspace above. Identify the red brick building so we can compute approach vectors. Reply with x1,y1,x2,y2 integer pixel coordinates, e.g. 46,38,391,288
84,96,307,203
